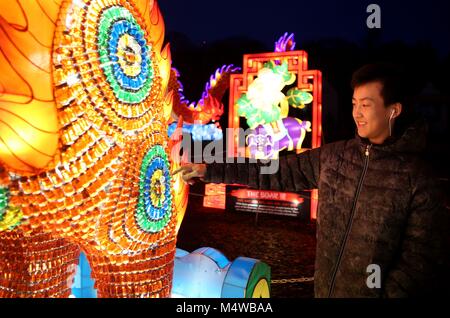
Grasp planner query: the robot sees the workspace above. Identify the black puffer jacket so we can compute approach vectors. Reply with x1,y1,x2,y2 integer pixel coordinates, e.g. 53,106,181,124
204,120,448,297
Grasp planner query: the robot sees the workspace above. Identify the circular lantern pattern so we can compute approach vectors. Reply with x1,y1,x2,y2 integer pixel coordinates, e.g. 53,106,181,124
53,0,162,140
97,6,154,104
136,145,172,233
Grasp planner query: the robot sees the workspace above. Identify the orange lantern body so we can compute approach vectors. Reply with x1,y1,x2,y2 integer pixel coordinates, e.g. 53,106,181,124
0,0,188,297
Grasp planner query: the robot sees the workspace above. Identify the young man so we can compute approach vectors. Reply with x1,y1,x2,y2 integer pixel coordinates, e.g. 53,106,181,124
174,64,448,297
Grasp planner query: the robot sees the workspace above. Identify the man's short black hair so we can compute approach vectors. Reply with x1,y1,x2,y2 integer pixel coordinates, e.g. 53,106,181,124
351,63,408,107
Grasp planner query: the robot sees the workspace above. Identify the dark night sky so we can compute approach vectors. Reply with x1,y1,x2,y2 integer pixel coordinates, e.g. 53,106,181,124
159,0,450,56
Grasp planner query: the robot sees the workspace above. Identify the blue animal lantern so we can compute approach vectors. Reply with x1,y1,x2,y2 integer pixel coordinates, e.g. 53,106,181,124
71,248,271,298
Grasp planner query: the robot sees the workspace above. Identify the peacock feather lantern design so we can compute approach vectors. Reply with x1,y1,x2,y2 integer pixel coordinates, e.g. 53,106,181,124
0,0,188,297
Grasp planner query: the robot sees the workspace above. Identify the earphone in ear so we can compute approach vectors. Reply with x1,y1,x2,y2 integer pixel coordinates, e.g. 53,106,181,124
389,109,395,137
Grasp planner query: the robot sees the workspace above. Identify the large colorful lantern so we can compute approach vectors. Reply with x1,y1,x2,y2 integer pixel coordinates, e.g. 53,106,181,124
0,0,187,297
228,34,322,219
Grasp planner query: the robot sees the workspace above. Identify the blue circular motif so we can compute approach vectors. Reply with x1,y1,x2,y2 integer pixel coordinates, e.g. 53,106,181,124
136,145,172,233
107,19,149,91
143,157,171,220
97,6,154,104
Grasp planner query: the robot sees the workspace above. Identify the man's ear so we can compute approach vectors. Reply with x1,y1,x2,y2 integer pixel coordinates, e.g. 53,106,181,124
391,103,402,119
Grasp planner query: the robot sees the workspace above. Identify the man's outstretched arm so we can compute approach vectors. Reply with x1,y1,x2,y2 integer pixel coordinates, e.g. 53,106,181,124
174,148,321,192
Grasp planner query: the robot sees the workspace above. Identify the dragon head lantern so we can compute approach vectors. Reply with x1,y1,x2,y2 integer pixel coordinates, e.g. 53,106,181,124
0,0,188,297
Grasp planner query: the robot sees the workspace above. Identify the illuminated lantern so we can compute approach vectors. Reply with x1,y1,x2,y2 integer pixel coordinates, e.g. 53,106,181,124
168,65,240,141
234,60,313,160
172,248,271,298
246,118,311,159
203,184,227,209
71,247,271,298
228,34,322,219
0,0,186,298
237,61,295,129
168,122,223,141
286,88,313,109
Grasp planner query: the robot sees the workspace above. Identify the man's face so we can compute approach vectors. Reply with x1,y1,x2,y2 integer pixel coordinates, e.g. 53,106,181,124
352,82,392,144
